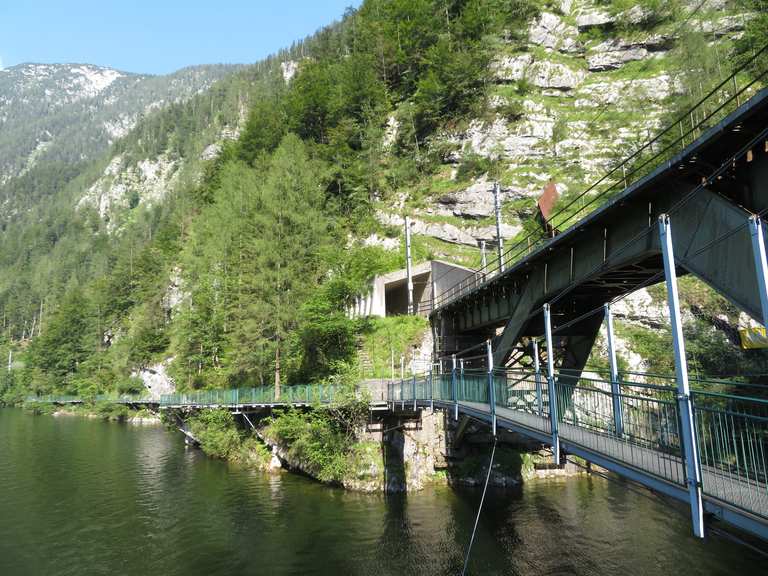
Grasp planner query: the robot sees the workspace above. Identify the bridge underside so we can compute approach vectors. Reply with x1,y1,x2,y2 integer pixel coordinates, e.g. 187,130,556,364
432,89,768,370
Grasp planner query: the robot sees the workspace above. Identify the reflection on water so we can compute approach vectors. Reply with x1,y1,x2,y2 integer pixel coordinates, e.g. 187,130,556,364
0,408,761,576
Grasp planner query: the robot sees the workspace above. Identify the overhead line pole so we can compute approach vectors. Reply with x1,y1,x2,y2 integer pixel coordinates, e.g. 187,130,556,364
405,216,414,315
494,182,504,273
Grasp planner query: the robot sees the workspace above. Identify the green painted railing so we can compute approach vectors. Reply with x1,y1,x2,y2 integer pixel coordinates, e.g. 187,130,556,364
25,384,346,408
387,368,768,521
159,384,343,407
25,395,83,404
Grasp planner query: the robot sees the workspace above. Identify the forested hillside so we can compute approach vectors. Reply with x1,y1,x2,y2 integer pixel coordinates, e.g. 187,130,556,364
2,0,767,402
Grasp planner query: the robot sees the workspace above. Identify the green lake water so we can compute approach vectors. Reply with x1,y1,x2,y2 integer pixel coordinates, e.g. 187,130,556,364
0,408,761,575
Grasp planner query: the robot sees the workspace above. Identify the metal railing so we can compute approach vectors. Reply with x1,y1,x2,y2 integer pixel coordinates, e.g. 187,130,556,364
25,394,83,404
24,384,347,408
387,366,768,521
160,384,343,407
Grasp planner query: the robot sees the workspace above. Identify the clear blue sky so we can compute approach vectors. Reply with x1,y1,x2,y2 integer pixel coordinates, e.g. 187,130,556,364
0,1,361,75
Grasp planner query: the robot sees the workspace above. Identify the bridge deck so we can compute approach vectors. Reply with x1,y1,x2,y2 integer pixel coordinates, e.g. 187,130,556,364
415,398,768,527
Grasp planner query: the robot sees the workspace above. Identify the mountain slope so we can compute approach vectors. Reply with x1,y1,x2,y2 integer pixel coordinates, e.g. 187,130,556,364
0,63,238,187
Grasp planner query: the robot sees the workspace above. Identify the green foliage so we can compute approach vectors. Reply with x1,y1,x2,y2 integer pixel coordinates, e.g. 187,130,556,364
93,401,131,422
456,152,498,181
734,1,768,76
358,315,429,378
29,287,93,381
265,407,350,483
188,409,244,459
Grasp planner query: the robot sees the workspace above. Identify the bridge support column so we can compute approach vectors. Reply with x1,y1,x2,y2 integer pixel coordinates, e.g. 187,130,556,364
543,303,560,465
604,304,624,437
533,339,543,416
749,215,768,328
486,340,497,436
451,355,458,421
659,214,705,539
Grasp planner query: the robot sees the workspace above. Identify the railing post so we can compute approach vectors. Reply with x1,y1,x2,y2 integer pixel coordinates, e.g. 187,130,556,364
486,340,496,436
532,338,543,416
412,371,417,411
543,303,560,465
429,366,434,411
659,214,705,539
604,304,624,437
400,376,404,411
460,359,465,402
749,215,768,328
451,354,458,421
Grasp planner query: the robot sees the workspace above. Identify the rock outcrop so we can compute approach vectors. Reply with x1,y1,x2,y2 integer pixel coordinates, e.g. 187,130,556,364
528,12,581,54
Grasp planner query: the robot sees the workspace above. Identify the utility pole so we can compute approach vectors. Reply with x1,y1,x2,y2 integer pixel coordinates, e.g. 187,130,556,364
405,216,414,314
494,182,504,272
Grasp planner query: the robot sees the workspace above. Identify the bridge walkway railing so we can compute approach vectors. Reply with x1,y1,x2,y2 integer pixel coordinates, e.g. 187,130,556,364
24,384,348,409
387,368,768,523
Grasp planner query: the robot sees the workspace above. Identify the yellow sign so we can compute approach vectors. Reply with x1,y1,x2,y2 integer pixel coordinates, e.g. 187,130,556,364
739,327,768,349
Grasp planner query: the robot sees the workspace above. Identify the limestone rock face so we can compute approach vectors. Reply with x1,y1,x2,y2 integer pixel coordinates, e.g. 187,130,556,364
459,111,555,160
78,152,180,227
200,143,222,161
362,233,400,251
377,212,476,245
526,60,586,90
576,9,615,32
162,267,186,318
587,35,674,71
700,14,749,36
435,176,533,219
528,12,581,53
493,53,533,82
377,209,521,247
587,39,649,71
132,359,176,398
280,60,298,83
576,74,679,108
621,5,654,26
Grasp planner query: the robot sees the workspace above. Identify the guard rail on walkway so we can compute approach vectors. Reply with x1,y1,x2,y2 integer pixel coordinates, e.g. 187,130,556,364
387,368,768,541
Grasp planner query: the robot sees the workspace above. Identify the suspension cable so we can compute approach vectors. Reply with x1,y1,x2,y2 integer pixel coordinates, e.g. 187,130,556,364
461,436,497,576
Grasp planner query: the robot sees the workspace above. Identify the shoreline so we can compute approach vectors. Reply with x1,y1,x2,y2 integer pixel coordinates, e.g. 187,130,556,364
19,404,585,493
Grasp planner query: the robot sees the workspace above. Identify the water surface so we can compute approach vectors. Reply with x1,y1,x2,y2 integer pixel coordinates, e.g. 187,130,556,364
0,408,760,575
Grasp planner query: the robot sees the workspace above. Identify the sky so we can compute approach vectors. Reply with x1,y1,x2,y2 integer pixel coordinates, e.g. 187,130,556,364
0,0,361,75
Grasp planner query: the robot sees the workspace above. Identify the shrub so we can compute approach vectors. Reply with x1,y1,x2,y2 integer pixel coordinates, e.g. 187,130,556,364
188,409,243,459
93,401,131,422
